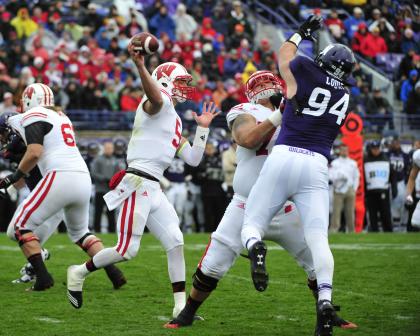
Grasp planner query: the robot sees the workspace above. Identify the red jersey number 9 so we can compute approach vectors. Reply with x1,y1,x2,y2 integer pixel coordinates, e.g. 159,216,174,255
172,118,182,149
61,123,76,147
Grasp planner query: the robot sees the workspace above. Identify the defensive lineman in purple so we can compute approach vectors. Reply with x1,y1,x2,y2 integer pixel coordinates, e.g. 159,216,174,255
240,15,356,336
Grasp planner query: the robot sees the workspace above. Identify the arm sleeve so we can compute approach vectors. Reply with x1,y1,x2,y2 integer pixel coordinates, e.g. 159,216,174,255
177,141,205,167
24,122,53,145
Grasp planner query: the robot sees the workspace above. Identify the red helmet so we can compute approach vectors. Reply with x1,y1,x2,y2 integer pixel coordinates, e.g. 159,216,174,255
245,71,283,103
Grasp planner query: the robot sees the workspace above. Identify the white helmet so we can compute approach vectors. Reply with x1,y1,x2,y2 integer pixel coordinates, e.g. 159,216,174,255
21,83,55,112
245,70,283,104
151,62,195,103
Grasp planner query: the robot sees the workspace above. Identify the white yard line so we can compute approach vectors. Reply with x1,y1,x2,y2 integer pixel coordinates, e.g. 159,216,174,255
35,317,62,323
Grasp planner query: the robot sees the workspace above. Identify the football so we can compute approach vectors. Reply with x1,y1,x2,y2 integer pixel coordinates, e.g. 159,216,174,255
129,32,159,55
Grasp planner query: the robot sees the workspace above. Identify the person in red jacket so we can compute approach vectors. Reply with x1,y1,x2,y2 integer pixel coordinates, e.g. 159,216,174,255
351,22,369,54
360,27,388,61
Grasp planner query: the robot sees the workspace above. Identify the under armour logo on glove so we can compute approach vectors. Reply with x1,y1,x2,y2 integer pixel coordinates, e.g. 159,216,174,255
299,15,323,41
200,135,206,141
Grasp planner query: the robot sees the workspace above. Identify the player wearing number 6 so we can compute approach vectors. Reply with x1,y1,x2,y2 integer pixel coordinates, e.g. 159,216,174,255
67,44,219,316
0,83,126,291
240,15,356,336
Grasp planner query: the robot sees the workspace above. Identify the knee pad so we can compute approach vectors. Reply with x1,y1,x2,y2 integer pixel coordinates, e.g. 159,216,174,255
192,268,218,292
14,229,40,247
76,233,102,252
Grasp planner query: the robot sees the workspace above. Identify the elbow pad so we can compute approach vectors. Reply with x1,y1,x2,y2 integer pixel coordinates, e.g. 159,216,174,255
178,126,209,166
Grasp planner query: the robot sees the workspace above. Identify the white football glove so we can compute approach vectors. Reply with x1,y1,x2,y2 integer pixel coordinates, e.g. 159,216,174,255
405,195,414,206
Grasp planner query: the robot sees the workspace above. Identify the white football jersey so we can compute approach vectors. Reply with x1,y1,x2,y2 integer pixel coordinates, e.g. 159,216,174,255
226,103,280,197
127,90,182,180
8,106,88,175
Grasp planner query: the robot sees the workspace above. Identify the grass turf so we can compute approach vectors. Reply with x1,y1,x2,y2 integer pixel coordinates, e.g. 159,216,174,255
0,233,420,336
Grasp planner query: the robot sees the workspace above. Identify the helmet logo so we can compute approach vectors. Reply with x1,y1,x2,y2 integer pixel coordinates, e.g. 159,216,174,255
25,86,34,99
156,64,177,80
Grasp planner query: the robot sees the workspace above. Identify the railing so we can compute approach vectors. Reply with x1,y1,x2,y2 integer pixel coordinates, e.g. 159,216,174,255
66,109,420,134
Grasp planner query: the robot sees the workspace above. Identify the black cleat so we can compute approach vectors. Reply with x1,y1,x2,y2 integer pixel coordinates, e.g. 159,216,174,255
164,311,194,329
315,300,336,336
32,272,54,291
67,290,83,309
248,241,268,292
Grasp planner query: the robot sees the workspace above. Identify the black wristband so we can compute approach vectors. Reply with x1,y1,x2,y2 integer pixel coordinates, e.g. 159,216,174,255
14,169,27,180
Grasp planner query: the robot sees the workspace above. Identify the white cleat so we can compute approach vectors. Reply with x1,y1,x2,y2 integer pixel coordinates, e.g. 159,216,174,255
67,265,85,309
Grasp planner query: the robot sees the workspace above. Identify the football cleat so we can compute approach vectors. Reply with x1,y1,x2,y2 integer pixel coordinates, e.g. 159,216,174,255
12,248,50,284
67,265,85,309
31,272,54,291
315,300,336,336
164,313,193,329
248,241,269,292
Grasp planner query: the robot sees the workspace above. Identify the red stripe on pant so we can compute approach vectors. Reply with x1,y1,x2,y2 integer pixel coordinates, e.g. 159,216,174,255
120,192,136,256
116,197,130,253
14,172,52,227
20,171,56,228
198,238,212,269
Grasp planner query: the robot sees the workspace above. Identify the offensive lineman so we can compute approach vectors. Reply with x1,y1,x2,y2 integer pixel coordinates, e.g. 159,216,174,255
0,84,126,291
406,149,420,228
165,71,356,332
240,16,356,336
67,41,219,317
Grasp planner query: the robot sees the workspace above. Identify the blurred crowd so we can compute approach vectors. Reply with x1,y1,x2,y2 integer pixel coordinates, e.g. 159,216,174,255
0,0,416,133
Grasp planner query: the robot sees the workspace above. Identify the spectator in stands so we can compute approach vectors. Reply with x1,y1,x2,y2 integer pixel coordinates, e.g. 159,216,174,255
325,8,345,42
212,5,228,36
227,23,249,50
149,5,176,41
365,87,394,131
329,144,359,233
174,3,197,40
344,7,366,40
124,14,144,37
253,39,276,69
212,80,228,109
50,78,69,110
0,92,17,114
103,80,119,111
200,17,217,41
398,49,417,79
64,17,84,42
360,27,387,62
65,80,82,110
91,141,120,233
386,32,401,53
351,22,369,54
221,86,240,113
82,3,103,33
228,0,253,37
120,87,142,112
401,28,419,54
400,69,418,107
223,49,246,79
10,8,38,39
202,43,220,81
368,9,395,34
406,81,420,129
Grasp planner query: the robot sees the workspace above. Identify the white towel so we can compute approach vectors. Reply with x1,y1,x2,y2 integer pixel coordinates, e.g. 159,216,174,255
104,173,143,211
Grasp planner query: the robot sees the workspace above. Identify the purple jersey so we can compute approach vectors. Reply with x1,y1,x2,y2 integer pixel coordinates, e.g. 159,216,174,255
276,56,350,159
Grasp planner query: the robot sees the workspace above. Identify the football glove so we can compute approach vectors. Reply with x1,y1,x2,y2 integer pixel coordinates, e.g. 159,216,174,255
298,15,323,41
0,169,26,189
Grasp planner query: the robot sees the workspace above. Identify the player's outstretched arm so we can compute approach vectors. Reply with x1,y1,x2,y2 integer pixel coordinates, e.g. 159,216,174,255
177,102,220,167
279,15,322,98
231,112,280,150
406,165,419,205
128,43,163,115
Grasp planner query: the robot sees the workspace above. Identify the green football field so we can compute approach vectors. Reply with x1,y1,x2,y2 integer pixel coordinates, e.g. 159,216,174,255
1,233,420,336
